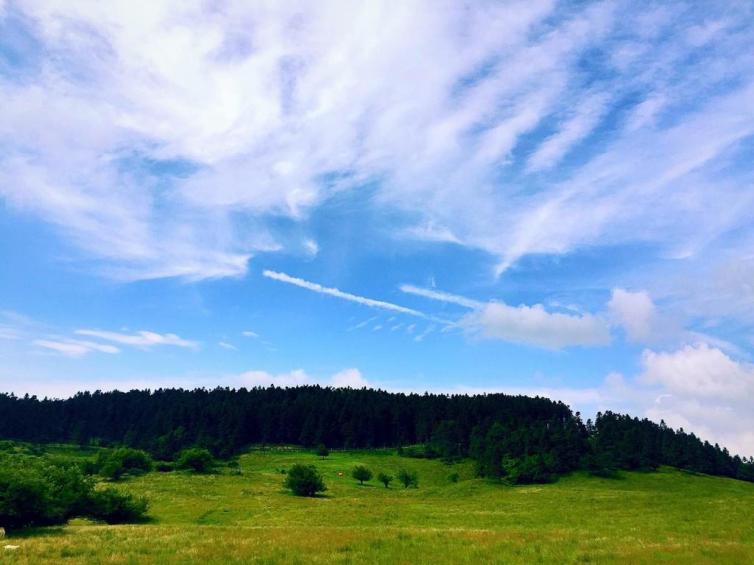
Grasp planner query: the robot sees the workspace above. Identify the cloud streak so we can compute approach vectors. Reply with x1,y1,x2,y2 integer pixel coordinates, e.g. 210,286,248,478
75,329,198,349
263,270,428,318
399,284,483,310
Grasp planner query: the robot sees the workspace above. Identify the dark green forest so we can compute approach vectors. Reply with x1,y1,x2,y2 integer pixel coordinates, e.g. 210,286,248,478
0,387,752,484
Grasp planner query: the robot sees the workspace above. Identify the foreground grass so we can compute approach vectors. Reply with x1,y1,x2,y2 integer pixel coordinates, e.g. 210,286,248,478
3,448,754,563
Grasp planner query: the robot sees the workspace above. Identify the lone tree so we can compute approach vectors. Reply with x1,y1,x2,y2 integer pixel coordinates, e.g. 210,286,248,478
284,464,327,497
397,468,418,488
315,444,330,460
176,448,214,473
351,465,373,485
377,472,393,488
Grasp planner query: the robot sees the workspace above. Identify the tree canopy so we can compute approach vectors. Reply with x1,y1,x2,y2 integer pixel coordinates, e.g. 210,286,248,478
0,387,750,484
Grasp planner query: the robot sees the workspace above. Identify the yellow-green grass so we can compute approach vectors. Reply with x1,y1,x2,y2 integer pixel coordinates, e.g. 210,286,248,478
3,448,754,564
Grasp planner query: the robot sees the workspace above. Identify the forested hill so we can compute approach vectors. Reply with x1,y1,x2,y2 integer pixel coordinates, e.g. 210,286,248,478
0,387,752,484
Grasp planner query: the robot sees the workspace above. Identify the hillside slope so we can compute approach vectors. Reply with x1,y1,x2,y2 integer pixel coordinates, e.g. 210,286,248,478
5,448,754,564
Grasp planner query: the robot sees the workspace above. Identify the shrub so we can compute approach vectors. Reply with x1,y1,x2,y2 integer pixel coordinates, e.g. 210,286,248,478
377,472,393,488
0,466,52,529
88,488,149,524
284,464,326,497
97,448,152,481
448,472,460,483
397,468,418,488
351,465,373,485
315,444,330,459
0,454,149,530
176,448,214,473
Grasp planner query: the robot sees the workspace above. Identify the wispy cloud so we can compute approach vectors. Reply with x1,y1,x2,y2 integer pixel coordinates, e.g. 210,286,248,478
263,270,428,318
75,329,198,349
1,0,751,309
399,284,482,309
33,339,119,358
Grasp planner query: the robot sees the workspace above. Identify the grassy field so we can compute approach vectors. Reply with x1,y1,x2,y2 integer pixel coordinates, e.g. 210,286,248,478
3,447,754,564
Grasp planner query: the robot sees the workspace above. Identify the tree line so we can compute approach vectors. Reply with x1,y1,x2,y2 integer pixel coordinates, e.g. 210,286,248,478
0,387,751,484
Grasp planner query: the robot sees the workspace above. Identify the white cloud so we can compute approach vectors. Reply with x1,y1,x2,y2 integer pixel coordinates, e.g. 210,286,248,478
241,330,259,338
239,369,312,388
263,270,428,318
461,302,610,349
237,367,369,389
33,338,119,357
75,329,198,349
608,288,656,342
401,283,611,349
636,342,754,456
218,341,237,351
330,368,369,389
1,0,751,299
640,343,754,400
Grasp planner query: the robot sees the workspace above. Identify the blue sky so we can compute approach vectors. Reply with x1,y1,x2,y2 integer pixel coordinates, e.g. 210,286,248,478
1,0,754,455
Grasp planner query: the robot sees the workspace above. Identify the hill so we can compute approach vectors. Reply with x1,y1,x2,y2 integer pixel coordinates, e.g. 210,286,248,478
4,447,754,563
1,387,752,483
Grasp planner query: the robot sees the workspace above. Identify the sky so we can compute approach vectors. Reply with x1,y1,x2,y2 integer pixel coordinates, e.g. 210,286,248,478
1,0,753,456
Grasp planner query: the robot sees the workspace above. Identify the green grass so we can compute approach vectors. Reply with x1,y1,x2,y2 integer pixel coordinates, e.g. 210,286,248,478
3,448,754,563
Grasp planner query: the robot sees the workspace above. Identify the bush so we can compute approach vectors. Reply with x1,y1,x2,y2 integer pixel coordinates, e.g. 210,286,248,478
315,444,330,459
284,464,326,497
0,453,149,530
176,448,214,473
97,448,152,481
351,465,373,485
0,466,52,529
87,488,149,524
377,472,393,488
448,472,460,483
397,468,418,488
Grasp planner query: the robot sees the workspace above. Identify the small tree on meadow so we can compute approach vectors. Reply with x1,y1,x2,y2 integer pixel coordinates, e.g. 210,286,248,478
397,468,418,488
284,464,327,497
377,472,393,488
315,444,330,460
352,465,373,485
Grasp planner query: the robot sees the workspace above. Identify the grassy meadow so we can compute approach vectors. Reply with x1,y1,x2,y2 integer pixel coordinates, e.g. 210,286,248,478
3,447,754,564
